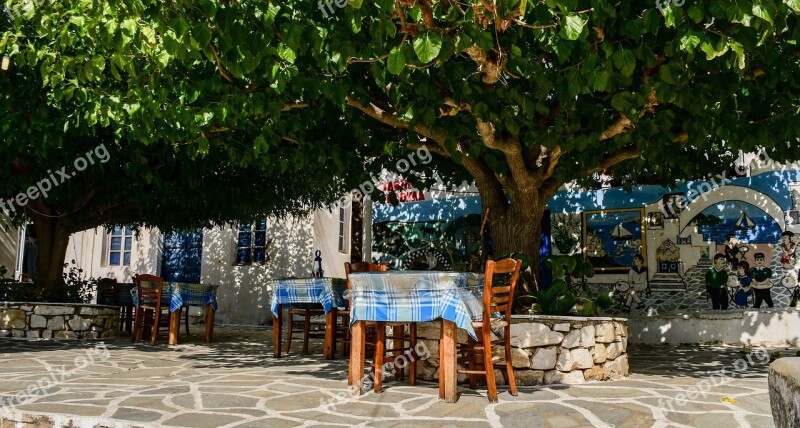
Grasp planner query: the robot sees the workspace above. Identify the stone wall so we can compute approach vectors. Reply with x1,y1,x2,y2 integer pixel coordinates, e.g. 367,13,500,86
769,357,800,428
0,302,119,340
414,315,629,385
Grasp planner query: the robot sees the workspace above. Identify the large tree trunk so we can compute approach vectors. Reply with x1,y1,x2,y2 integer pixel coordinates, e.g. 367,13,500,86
30,215,71,301
480,188,547,295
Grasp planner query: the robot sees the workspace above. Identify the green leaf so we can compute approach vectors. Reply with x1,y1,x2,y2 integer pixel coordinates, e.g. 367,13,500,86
561,15,586,41
278,44,296,63
752,1,774,23
612,49,636,77
687,4,704,23
413,32,443,63
789,0,800,13
387,47,406,75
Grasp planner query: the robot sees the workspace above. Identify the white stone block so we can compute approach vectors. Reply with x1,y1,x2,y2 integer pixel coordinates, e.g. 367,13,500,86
544,369,586,385
553,323,571,332
530,346,557,370
561,329,581,348
510,323,564,348
593,343,607,364
594,322,616,343
571,348,593,369
556,349,575,371
47,316,66,331
580,325,596,347
606,342,624,361
30,315,47,329
34,305,75,316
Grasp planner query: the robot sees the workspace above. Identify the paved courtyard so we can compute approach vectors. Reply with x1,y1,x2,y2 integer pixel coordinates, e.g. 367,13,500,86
0,326,788,428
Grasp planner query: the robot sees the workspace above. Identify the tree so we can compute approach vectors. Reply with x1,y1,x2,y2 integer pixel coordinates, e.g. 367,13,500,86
308,0,800,289
5,0,800,296
0,1,375,298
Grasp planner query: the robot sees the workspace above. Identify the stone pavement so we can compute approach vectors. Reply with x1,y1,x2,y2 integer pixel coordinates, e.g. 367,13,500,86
0,326,788,428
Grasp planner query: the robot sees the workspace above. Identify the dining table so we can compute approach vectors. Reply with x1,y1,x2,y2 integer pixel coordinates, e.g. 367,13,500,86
347,270,484,403
269,277,348,359
131,282,219,345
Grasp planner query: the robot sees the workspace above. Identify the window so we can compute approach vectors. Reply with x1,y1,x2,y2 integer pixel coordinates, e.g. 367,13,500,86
338,206,349,253
108,226,133,266
236,218,268,265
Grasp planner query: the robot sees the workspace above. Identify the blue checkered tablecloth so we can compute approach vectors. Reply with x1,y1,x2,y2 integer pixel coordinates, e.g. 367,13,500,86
269,277,348,317
347,271,484,340
131,282,219,312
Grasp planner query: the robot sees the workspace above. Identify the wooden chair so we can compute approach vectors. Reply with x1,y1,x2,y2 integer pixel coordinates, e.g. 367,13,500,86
458,258,522,403
97,278,127,331
344,262,417,391
285,303,326,355
132,274,168,346
337,262,387,358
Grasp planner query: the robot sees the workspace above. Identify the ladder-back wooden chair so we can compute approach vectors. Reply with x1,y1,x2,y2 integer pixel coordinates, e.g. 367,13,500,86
458,258,522,403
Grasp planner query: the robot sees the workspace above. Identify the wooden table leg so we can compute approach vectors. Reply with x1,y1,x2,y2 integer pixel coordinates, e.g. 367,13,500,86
324,308,336,359
440,320,457,403
169,308,181,345
204,304,215,343
273,304,282,358
349,320,365,394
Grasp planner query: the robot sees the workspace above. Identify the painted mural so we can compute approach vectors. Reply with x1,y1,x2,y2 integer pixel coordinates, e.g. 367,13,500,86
371,197,484,271
548,168,800,314
582,209,645,272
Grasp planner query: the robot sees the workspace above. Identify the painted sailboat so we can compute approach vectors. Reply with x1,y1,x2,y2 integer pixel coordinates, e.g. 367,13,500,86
611,223,634,240
734,212,756,230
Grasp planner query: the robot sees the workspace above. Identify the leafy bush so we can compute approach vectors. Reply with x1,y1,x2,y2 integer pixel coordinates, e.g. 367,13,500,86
61,260,96,303
528,254,610,317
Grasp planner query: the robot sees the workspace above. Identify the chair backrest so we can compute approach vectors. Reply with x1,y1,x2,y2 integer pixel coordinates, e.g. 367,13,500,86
344,262,386,307
97,278,118,305
133,274,164,308
483,258,522,322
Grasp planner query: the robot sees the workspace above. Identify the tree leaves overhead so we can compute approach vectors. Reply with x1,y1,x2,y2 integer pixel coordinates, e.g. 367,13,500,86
2,0,800,270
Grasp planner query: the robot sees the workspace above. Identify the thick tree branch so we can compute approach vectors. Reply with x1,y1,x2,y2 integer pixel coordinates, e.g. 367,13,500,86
476,119,532,189
600,87,658,140
345,97,448,146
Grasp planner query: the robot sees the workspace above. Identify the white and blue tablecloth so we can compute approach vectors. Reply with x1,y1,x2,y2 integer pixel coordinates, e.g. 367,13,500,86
347,271,484,340
131,282,219,312
269,277,348,317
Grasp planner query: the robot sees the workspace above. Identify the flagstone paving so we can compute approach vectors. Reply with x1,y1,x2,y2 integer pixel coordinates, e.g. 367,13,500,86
0,326,791,427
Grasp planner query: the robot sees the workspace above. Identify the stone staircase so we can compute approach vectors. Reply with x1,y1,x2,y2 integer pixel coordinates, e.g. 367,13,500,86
648,272,688,292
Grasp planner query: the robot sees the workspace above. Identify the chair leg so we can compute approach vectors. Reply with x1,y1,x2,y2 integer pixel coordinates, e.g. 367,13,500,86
373,323,385,393
303,311,311,355
392,325,404,382
151,309,161,346
340,314,350,357
482,327,498,403
285,312,293,354
184,307,190,336
504,326,518,396
409,323,417,386
132,307,142,343
467,336,478,390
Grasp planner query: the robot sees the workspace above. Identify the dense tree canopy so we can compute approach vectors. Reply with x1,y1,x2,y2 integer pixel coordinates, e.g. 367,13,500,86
3,0,800,294
0,0,378,296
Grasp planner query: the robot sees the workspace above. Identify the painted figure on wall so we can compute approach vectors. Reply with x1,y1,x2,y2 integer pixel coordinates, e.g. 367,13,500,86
732,261,753,308
624,254,648,312
779,231,797,269
706,253,729,310
724,234,745,271
751,252,774,308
